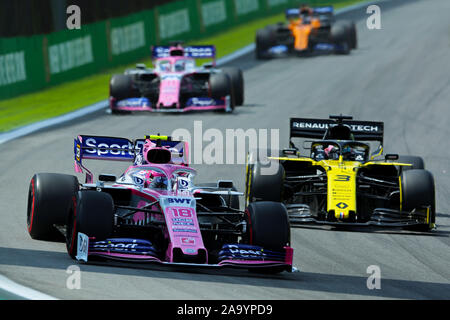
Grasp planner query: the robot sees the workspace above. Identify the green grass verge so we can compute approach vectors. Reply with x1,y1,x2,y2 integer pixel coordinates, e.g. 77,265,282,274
0,0,366,133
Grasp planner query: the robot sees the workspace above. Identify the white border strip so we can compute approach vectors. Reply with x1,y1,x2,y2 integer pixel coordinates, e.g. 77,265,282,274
0,0,388,146
0,275,57,300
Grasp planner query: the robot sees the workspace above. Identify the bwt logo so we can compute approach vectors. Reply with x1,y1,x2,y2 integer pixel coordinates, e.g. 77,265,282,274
67,5,81,30
168,198,192,205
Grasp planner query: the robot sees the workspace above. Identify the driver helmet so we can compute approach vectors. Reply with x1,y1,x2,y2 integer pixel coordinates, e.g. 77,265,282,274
324,145,339,160
174,61,185,72
159,62,170,72
299,4,313,18
149,174,168,189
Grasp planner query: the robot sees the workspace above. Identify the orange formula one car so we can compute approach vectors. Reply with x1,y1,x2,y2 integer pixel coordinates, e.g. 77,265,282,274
255,6,357,59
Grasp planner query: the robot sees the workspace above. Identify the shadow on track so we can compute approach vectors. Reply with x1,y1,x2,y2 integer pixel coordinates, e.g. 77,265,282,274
0,245,448,299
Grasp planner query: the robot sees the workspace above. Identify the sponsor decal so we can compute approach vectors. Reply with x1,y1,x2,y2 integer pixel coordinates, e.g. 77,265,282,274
177,177,191,190
314,43,335,51
234,0,259,16
168,198,192,205
117,97,150,108
292,121,380,133
133,176,145,186
314,6,334,14
92,239,139,252
269,45,288,54
173,218,193,223
186,97,221,107
336,202,348,209
75,144,81,162
172,221,194,226
90,238,157,253
172,228,197,233
268,0,288,7
111,21,145,55
82,137,143,158
153,46,215,59
49,36,93,74
181,237,195,245
0,51,27,86
159,9,191,39
76,233,89,262
201,1,227,27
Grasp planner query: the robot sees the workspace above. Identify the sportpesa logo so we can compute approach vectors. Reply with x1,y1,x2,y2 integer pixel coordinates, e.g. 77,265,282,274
84,138,143,157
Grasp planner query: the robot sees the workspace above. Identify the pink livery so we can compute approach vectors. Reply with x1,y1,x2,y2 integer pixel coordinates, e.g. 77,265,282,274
25,134,295,274
109,44,244,114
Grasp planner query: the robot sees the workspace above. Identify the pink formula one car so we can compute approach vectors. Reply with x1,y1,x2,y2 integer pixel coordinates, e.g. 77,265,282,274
27,135,293,273
109,44,244,114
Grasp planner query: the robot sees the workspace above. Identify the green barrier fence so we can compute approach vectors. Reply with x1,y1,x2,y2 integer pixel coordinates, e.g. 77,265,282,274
0,0,349,101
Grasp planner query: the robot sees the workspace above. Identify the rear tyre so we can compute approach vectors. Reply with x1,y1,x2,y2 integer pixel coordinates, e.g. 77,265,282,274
27,173,79,241
401,169,435,231
245,201,291,273
330,22,351,55
222,67,244,106
66,191,114,259
397,155,425,171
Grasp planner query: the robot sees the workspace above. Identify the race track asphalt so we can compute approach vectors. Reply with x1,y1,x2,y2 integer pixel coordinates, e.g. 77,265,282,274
0,0,449,299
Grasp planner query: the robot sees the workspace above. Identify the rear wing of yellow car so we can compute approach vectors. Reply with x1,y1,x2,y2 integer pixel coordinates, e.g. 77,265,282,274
289,115,384,144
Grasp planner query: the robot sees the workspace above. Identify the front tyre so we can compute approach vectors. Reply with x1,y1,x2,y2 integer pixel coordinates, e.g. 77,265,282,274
66,191,114,259
401,169,435,231
222,67,244,106
245,201,291,274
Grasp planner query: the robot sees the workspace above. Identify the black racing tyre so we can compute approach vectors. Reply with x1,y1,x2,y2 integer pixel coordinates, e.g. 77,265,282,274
110,74,137,101
245,149,284,206
255,27,275,60
330,22,351,54
397,155,425,171
222,67,244,106
209,73,235,112
209,72,231,99
66,191,114,259
348,21,357,49
245,201,290,250
401,169,435,231
27,173,79,241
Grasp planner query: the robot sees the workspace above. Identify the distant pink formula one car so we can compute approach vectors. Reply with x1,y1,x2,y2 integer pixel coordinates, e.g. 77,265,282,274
27,135,293,273
109,44,244,114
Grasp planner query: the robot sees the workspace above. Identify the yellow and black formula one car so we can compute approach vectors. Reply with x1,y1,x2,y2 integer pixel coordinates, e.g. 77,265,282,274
255,6,357,59
245,115,436,231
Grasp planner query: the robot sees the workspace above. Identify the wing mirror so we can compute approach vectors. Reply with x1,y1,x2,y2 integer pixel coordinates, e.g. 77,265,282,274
99,174,117,182
385,154,399,161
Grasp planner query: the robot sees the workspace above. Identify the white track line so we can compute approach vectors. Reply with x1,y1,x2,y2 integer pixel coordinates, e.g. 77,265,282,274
0,275,57,300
